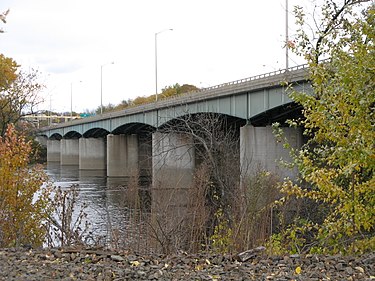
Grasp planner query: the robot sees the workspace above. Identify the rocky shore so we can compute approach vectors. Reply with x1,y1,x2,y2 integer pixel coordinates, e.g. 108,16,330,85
0,248,374,280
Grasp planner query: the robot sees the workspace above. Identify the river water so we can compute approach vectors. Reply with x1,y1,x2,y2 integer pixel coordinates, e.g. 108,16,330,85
45,163,150,249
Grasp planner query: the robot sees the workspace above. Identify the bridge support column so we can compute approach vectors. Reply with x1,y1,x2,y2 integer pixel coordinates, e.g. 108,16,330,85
47,139,61,162
60,139,79,165
107,134,138,177
240,125,303,181
79,137,107,170
152,132,196,250
151,132,195,248
152,131,195,191
138,134,153,185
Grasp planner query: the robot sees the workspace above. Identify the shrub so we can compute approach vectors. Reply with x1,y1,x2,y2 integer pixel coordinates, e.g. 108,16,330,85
0,124,52,247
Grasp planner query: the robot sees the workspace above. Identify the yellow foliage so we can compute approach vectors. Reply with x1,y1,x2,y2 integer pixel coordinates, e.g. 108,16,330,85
0,53,18,90
0,124,52,247
210,209,233,253
275,4,375,254
130,260,140,267
295,266,302,275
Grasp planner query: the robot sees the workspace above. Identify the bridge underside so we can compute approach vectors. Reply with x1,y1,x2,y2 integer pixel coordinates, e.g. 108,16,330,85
250,102,303,126
43,107,303,178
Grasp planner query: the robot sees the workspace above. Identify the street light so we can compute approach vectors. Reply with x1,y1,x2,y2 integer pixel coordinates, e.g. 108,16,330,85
101,61,114,114
49,94,52,126
285,0,289,70
155,28,173,101
70,80,82,119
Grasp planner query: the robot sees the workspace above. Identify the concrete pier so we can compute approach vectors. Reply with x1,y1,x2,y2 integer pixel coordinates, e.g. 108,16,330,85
106,134,139,177
151,131,196,250
79,137,107,170
152,131,195,212
240,125,303,180
60,139,79,165
138,134,153,183
47,139,61,162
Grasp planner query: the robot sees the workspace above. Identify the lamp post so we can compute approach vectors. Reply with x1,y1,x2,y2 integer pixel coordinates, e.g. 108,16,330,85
70,80,82,119
101,61,114,114
49,94,52,126
285,0,289,70
155,28,173,101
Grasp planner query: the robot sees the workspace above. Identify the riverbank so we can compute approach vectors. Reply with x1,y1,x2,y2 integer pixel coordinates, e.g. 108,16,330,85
0,248,374,280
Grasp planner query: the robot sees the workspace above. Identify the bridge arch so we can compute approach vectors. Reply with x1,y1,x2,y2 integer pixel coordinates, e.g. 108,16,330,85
112,122,156,135
63,131,82,139
50,133,62,140
82,128,110,138
250,101,303,126
158,112,246,131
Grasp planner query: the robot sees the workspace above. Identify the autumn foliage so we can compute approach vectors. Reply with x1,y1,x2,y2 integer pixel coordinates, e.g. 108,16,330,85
272,1,375,254
0,124,52,247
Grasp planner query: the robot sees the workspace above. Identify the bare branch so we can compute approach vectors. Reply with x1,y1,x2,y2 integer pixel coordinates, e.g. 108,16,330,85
0,9,10,33
314,0,371,63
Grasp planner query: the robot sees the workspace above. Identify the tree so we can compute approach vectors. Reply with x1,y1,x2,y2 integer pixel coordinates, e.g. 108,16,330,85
160,83,199,98
150,112,281,253
0,124,52,247
151,112,260,253
96,83,199,114
275,1,374,253
0,54,18,91
0,54,44,136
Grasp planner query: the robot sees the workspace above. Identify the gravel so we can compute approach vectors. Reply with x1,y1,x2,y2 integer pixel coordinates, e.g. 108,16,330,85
0,248,374,280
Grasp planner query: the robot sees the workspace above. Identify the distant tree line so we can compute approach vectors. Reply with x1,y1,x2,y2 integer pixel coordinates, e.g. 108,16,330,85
89,83,199,115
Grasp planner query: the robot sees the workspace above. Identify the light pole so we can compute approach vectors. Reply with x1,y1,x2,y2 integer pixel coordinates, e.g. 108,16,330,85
285,0,289,70
101,61,114,114
70,80,82,119
49,95,52,126
155,28,173,101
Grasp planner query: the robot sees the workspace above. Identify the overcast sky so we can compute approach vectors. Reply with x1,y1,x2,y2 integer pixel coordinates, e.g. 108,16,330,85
1,0,307,113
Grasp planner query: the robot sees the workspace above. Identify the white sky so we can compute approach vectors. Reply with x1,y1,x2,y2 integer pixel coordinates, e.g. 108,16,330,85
0,0,307,113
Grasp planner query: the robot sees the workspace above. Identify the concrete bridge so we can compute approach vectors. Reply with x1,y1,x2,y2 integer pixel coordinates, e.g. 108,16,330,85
37,64,311,191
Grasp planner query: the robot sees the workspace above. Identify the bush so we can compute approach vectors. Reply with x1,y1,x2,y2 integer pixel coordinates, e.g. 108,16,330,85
0,124,52,247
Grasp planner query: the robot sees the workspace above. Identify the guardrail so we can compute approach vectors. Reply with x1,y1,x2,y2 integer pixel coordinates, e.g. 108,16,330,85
197,63,308,92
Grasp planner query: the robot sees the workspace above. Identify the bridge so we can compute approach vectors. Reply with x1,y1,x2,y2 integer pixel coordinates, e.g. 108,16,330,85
38,64,311,202
40,64,309,139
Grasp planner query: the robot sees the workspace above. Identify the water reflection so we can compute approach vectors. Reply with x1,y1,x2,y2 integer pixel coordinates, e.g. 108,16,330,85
45,163,149,247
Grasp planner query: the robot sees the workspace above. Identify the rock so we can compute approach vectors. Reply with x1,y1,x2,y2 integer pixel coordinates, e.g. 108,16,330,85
53,250,63,259
355,266,365,273
0,248,374,280
236,246,266,262
290,254,300,258
110,254,125,262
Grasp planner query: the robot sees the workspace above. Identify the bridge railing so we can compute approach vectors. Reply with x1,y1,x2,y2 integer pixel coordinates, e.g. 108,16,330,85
108,63,309,117
150,62,309,107
196,63,308,93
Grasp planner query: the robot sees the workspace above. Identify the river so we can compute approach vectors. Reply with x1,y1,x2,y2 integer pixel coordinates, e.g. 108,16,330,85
45,163,150,249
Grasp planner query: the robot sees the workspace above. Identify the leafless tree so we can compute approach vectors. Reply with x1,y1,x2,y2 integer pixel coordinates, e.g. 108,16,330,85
149,111,248,252
0,68,44,136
